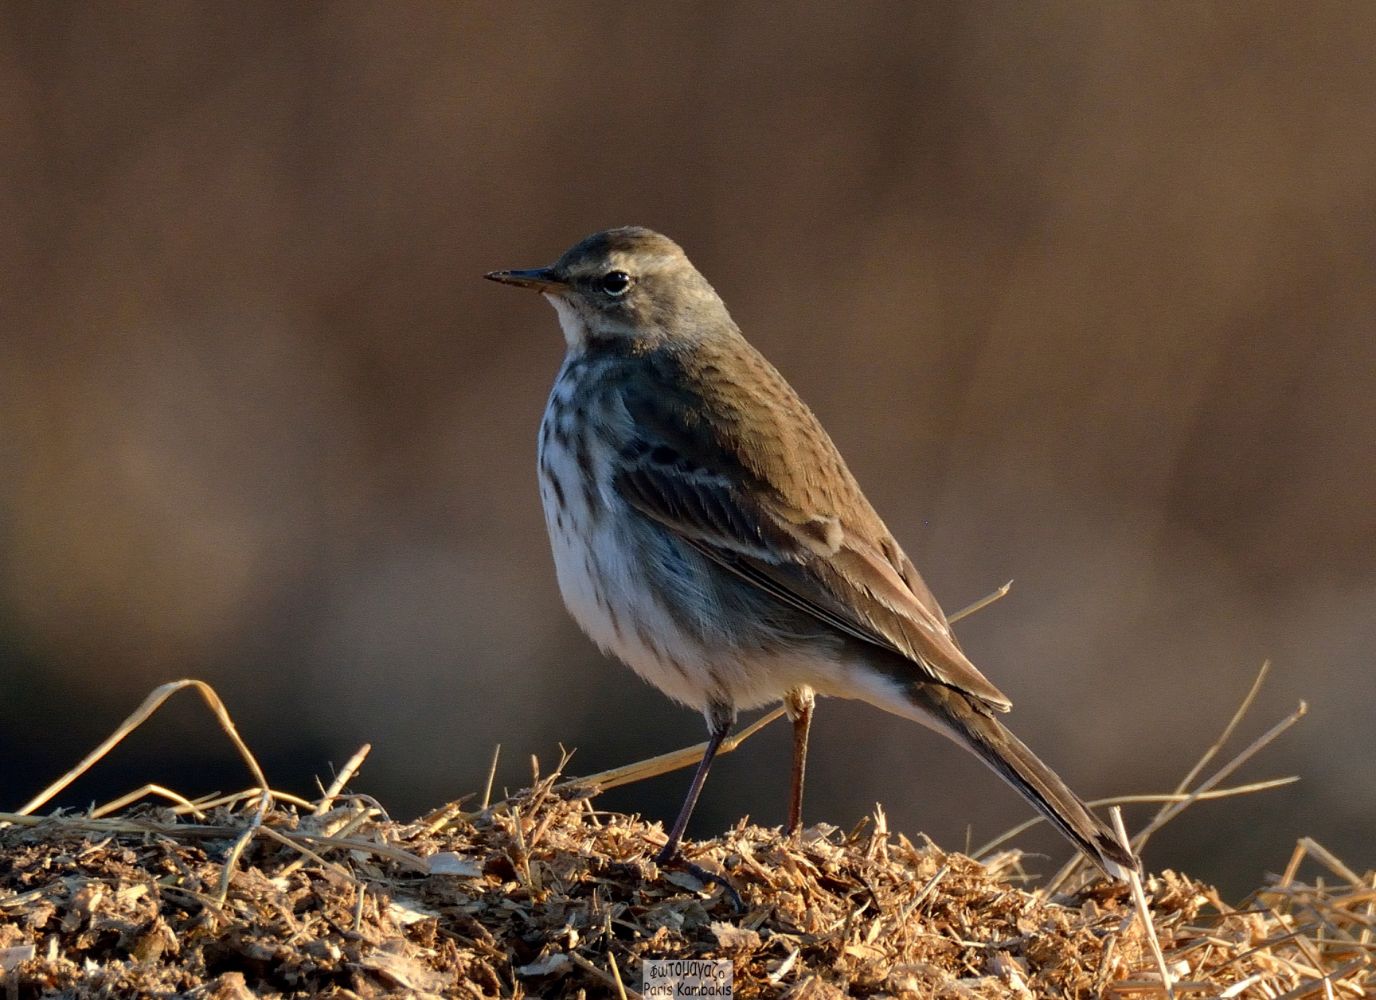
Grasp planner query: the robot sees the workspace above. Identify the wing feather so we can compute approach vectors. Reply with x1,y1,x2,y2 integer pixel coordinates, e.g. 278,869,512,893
613,442,1012,711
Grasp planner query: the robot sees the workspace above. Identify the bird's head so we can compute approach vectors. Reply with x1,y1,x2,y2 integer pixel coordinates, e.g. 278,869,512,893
485,227,730,350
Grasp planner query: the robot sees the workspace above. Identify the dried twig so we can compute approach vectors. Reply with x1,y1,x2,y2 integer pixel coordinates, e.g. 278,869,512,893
14,678,268,819
1113,806,1175,999
316,743,372,815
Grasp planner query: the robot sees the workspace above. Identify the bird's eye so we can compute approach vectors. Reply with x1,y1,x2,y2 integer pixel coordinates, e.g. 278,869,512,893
599,271,632,296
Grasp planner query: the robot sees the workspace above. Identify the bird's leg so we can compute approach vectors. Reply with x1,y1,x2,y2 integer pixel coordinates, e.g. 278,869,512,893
656,704,733,864
785,687,814,836
655,703,740,907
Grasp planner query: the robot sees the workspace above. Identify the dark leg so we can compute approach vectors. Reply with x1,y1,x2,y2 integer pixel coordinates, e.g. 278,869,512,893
653,704,741,908
785,688,814,836
655,703,734,866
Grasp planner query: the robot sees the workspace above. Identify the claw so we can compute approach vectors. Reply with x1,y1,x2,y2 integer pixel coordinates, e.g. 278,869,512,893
655,849,744,912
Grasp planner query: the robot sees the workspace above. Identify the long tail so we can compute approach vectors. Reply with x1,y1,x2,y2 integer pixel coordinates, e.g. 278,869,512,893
910,683,1140,876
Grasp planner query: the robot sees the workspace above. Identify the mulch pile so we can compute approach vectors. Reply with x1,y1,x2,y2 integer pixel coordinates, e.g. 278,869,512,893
1,767,1369,999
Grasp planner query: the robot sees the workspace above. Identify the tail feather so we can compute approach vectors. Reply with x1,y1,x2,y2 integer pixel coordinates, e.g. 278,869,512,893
911,683,1141,876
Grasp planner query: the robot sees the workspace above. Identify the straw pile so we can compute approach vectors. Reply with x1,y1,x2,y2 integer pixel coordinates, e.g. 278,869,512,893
0,680,1370,998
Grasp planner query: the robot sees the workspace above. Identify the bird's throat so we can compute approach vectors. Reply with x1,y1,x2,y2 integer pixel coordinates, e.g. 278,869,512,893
545,294,589,350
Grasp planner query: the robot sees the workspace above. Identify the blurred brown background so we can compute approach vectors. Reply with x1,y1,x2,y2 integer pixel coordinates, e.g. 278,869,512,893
1,4,1371,894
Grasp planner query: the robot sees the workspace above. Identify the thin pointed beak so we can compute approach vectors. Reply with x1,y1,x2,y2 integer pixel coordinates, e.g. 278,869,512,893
483,266,565,292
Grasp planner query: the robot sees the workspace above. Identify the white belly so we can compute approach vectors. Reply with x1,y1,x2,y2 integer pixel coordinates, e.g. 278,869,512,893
538,426,723,711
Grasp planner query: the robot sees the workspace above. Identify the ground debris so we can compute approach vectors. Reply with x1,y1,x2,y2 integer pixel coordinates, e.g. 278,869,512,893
1,781,1370,998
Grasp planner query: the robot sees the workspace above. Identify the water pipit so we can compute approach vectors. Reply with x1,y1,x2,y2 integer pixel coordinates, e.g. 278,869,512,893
486,227,1139,887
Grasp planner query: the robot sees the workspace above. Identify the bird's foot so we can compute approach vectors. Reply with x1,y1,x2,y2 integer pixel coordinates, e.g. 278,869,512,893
654,847,744,912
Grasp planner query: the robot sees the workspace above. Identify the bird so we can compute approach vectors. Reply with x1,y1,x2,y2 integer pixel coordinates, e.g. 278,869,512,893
484,226,1139,886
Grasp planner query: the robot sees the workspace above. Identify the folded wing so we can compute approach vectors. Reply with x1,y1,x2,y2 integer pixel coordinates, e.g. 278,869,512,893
612,381,1012,712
